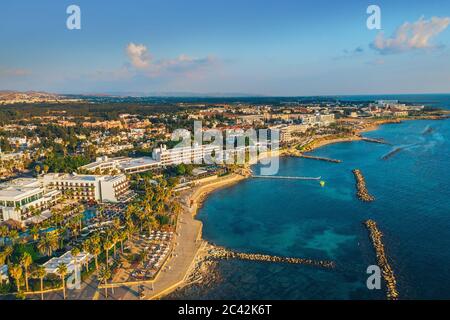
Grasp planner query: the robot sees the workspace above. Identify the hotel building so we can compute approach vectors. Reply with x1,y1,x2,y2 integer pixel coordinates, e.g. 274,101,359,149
0,178,61,225
43,173,132,203
152,143,222,166
81,156,161,174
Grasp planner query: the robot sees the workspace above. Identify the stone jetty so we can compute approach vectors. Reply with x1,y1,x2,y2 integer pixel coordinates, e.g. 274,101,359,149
382,147,403,160
300,154,342,163
207,245,335,269
364,220,399,300
353,169,375,202
361,137,391,145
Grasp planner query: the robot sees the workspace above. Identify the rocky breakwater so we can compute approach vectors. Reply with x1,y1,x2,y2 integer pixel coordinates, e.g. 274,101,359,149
353,169,375,202
364,220,399,300
300,154,342,163
207,245,335,269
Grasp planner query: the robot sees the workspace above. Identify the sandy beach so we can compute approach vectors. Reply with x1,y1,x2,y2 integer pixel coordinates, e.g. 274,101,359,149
133,173,248,300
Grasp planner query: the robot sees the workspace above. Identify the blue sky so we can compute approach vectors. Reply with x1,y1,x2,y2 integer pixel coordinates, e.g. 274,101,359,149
1,0,450,95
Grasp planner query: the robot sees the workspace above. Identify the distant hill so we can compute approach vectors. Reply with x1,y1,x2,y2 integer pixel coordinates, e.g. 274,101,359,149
0,90,74,104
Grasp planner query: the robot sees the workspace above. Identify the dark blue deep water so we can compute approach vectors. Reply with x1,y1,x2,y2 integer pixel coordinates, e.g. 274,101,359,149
170,96,450,300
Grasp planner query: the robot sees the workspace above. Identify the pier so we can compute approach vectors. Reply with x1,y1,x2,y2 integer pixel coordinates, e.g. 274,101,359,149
299,154,342,163
364,220,399,300
352,169,375,202
252,175,321,181
208,246,335,269
361,137,392,145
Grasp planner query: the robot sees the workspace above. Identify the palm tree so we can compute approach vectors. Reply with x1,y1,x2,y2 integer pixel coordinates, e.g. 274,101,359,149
97,266,111,299
35,265,46,300
81,241,90,271
118,230,127,254
56,263,68,300
20,252,33,292
8,263,23,293
8,229,19,245
87,239,101,271
111,231,119,259
37,233,59,257
0,246,13,265
103,238,113,268
0,225,8,246
30,225,40,241
71,247,81,286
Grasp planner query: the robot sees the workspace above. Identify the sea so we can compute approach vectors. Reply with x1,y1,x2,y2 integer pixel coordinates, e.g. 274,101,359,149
167,94,450,300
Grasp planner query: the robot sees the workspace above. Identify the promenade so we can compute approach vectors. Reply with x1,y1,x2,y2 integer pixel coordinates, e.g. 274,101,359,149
100,173,246,300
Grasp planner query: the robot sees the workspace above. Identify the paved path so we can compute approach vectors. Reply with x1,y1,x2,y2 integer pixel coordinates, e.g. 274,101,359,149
104,198,203,300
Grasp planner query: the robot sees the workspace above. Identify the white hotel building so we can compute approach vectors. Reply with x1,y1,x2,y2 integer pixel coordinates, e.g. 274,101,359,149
0,178,61,225
81,156,161,174
152,143,222,166
43,173,132,203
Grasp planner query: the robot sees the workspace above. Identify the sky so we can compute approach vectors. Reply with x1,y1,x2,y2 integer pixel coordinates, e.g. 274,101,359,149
1,0,450,96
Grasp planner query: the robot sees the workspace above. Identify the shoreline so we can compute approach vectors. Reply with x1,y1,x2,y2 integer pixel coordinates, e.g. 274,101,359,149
148,115,447,300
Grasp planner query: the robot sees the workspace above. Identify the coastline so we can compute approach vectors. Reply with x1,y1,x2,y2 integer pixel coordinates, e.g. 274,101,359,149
148,115,448,300
143,173,248,300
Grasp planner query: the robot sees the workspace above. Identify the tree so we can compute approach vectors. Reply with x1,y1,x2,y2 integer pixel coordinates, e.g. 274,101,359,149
8,229,19,245
103,238,113,268
37,232,59,257
0,225,8,246
111,231,119,259
30,225,40,241
56,263,68,300
20,252,33,292
35,265,46,300
0,246,13,265
87,239,101,271
118,230,127,254
8,263,23,293
97,266,111,299
71,247,81,285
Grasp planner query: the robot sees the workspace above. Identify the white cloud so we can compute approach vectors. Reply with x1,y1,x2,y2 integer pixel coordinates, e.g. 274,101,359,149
371,16,450,54
125,43,217,78
126,43,151,69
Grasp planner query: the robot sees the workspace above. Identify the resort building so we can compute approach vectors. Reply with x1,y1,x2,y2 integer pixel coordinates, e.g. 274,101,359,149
43,173,132,203
152,143,222,166
81,156,161,174
273,124,309,144
0,178,61,225
42,251,92,275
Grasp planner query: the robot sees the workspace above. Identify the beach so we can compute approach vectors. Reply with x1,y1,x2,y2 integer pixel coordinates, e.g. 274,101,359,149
113,173,248,300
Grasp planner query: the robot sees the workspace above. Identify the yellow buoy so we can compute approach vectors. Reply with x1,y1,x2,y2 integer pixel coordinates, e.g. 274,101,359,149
320,181,326,187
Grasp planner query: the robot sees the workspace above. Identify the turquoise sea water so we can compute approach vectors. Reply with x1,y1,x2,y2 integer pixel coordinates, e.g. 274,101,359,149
168,96,450,300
